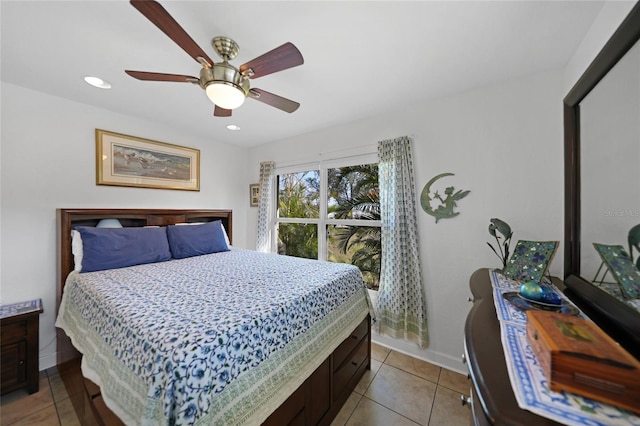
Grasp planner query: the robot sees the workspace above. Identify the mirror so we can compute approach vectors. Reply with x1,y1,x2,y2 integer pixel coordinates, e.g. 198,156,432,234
580,40,640,297
563,3,640,358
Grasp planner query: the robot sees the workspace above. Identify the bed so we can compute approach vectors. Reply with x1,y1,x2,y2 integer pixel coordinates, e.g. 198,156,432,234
55,208,373,426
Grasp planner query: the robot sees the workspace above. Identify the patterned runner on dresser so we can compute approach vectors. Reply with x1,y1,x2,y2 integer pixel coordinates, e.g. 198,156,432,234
489,270,640,426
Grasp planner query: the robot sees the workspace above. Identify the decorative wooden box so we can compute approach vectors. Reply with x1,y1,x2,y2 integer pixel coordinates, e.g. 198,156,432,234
526,310,640,414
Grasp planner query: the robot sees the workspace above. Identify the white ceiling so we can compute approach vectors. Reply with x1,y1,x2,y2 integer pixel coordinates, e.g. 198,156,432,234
1,1,604,148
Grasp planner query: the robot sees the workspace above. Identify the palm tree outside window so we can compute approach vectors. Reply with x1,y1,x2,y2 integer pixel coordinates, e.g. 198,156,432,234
274,155,381,290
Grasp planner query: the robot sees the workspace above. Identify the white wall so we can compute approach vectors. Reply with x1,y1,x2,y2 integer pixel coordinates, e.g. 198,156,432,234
248,68,565,372
0,82,250,370
564,0,637,92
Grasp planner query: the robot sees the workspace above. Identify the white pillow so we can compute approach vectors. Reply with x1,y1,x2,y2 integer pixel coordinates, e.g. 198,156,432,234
71,230,83,272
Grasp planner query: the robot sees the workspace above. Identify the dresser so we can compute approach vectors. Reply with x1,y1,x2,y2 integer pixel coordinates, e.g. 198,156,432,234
1,299,43,395
464,269,563,425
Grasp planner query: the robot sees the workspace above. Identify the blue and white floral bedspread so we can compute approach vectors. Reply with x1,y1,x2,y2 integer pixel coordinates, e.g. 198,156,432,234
56,249,372,425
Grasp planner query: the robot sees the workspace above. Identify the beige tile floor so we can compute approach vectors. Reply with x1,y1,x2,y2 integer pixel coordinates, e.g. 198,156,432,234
0,366,81,426
0,343,471,426
332,344,472,426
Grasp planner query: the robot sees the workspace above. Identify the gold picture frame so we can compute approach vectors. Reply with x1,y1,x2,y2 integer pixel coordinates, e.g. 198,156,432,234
96,129,200,191
250,183,260,207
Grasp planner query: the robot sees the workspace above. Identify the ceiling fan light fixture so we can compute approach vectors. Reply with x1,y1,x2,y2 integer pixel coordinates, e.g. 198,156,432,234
200,63,249,110
205,82,246,110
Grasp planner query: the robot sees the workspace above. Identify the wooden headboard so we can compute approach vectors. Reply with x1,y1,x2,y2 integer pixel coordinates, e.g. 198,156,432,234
56,208,232,363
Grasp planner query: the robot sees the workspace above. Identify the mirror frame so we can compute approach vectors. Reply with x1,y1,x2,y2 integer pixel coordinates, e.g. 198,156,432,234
563,2,640,358
564,2,640,277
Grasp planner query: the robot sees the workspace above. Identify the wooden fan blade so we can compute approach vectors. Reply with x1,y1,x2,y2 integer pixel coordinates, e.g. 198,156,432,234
130,0,214,67
214,106,232,117
240,42,303,79
125,70,199,83
249,88,300,113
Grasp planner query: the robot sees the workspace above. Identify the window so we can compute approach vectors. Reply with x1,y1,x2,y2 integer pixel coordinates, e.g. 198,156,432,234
277,169,319,259
275,155,381,290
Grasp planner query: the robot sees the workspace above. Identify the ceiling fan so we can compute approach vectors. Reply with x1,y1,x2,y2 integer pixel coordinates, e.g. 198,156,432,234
125,0,304,117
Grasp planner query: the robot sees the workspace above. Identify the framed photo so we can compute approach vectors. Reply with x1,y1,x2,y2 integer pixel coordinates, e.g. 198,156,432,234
96,129,200,191
250,183,260,207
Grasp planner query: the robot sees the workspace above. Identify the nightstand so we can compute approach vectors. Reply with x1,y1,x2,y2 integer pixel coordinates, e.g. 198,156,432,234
1,299,43,395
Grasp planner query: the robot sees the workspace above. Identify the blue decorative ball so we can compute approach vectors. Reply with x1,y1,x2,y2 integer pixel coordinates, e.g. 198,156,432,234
520,282,544,301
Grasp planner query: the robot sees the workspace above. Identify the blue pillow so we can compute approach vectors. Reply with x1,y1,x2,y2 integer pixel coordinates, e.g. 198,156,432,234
166,220,230,259
76,226,172,272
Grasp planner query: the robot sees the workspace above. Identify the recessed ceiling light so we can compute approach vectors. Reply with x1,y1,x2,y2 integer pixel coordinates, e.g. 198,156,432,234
84,76,111,89
226,124,240,131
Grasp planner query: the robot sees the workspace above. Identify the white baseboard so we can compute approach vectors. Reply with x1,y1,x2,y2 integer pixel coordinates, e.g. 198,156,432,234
40,352,58,371
371,330,467,375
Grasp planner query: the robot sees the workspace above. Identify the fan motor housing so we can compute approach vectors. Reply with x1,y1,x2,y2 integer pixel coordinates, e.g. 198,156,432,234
200,63,249,95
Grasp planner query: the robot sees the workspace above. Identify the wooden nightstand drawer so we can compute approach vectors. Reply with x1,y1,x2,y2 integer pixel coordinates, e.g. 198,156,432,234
1,299,43,395
1,320,28,344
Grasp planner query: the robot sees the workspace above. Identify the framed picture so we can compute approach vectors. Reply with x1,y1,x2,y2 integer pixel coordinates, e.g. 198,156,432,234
250,183,260,207
96,129,200,191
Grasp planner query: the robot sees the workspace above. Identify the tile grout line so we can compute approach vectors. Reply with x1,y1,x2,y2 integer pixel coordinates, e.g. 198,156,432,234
425,385,440,426
49,369,63,426
340,393,363,426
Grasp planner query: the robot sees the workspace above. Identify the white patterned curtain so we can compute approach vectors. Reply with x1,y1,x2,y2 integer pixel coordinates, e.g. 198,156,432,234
256,161,275,253
376,136,428,347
